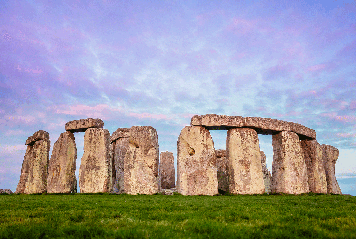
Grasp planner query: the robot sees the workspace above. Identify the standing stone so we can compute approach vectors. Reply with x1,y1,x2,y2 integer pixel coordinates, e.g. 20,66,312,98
16,130,50,194
177,126,218,196
160,151,175,189
301,140,327,194
322,144,342,194
227,128,265,194
271,131,309,194
124,126,159,195
79,128,111,193
47,132,77,193
260,151,272,193
216,149,229,193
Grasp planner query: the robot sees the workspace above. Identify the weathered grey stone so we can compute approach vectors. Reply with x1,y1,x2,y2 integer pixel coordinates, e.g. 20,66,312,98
160,151,175,189
47,132,77,193
216,149,229,193
124,126,159,195
260,151,272,193
110,128,130,143
65,118,104,132
191,114,316,139
227,128,265,194
16,130,50,194
177,126,218,195
322,144,342,194
79,128,111,193
271,131,309,194
301,140,327,194
0,189,13,194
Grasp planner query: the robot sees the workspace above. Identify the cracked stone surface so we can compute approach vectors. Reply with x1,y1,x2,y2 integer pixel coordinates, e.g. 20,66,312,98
65,118,104,132
160,151,175,189
322,144,342,194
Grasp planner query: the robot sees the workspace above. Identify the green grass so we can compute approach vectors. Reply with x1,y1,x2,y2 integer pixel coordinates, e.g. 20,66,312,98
0,193,355,238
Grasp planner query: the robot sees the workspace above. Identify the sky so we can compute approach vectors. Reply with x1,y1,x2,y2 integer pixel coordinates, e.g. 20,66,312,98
0,0,355,195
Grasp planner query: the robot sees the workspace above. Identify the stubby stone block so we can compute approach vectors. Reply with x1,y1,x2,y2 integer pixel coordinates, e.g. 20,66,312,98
16,130,50,194
160,151,175,189
322,144,342,194
301,140,327,194
271,131,309,194
0,189,13,194
216,149,229,193
260,151,272,193
65,118,104,132
177,126,218,196
47,132,77,193
227,128,265,194
79,128,111,193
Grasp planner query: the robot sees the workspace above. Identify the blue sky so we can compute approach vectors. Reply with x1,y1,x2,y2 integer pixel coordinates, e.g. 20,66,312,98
0,0,355,195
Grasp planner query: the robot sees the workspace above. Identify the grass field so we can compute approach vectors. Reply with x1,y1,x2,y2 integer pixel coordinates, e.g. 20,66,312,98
0,193,355,239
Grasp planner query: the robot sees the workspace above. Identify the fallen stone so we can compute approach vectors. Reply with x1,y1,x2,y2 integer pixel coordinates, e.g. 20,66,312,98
271,131,309,194
301,140,327,194
65,118,104,132
0,189,13,194
79,128,112,193
159,188,177,195
47,132,77,193
322,144,342,194
216,149,229,193
160,151,175,189
177,126,218,196
227,128,265,194
260,151,272,194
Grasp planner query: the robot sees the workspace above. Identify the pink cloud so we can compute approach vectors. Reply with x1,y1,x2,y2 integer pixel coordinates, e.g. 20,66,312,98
52,104,120,120
128,112,172,120
308,64,326,72
337,132,356,138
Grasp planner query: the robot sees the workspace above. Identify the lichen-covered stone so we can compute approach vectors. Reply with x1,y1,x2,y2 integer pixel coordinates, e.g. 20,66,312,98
322,144,342,194
65,118,104,132
271,131,309,194
79,128,111,193
177,126,218,196
47,132,77,193
260,151,272,193
160,151,175,189
301,140,327,194
227,128,265,194
216,149,229,193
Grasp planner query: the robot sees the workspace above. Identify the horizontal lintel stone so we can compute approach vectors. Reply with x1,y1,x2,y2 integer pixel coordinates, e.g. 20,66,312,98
65,118,104,132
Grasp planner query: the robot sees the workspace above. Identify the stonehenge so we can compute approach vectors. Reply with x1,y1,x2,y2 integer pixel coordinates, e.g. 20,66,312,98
15,114,342,195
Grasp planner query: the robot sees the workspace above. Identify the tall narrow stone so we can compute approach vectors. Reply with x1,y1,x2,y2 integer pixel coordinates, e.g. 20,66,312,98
160,151,175,189
227,128,265,194
216,149,229,193
271,131,309,194
322,144,342,194
47,132,77,193
16,130,50,194
79,128,111,193
177,126,217,195
260,151,272,193
301,140,327,194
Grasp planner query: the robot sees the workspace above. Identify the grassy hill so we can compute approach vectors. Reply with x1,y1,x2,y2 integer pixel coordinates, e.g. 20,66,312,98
1,193,355,238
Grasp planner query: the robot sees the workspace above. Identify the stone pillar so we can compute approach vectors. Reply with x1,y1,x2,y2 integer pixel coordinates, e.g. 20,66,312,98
124,126,160,195
216,149,228,193
260,151,272,194
301,140,327,194
16,130,50,194
322,144,342,194
227,128,265,194
177,126,217,195
79,128,111,193
47,132,77,193
160,151,175,189
271,131,309,194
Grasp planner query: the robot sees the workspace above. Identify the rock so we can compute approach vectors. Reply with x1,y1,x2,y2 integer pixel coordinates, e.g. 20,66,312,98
191,114,316,139
79,128,112,193
301,140,327,194
16,130,50,194
111,128,130,143
160,151,175,189
177,126,218,196
216,149,229,193
271,131,309,194
65,118,104,132
260,151,272,193
47,132,77,193
322,144,342,194
227,128,265,194
0,189,13,194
